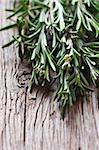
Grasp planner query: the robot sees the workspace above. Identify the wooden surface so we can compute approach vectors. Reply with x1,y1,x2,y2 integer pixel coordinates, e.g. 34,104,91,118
0,1,99,150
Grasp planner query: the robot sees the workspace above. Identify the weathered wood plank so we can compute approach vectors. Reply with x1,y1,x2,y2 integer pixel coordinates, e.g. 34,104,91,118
0,1,99,150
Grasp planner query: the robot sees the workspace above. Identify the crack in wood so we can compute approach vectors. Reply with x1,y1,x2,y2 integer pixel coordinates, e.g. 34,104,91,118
96,89,99,109
81,99,83,116
23,86,28,144
34,92,45,128
4,60,7,130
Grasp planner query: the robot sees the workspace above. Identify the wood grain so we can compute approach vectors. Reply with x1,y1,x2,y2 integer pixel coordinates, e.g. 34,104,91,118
0,1,99,150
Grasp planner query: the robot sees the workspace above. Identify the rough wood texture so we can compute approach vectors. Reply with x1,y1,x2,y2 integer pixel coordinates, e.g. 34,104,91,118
0,1,99,150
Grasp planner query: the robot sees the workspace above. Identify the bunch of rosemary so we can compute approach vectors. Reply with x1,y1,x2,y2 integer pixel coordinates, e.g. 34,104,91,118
1,0,99,116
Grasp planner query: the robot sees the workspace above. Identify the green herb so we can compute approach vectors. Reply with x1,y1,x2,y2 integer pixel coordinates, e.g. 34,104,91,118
1,0,99,119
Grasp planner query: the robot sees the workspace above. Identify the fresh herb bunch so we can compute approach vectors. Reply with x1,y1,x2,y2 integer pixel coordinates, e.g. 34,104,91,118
1,0,99,115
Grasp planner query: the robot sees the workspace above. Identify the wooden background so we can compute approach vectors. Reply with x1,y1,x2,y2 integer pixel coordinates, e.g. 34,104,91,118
0,0,99,150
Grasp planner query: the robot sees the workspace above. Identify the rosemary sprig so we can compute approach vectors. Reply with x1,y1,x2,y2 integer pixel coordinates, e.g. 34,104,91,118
1,0,99,118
